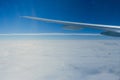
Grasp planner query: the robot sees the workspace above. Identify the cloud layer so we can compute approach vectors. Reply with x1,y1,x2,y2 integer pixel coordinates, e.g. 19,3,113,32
0,40,119,80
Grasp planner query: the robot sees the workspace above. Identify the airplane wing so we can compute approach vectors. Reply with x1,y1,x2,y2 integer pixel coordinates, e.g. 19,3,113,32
22,16,120,37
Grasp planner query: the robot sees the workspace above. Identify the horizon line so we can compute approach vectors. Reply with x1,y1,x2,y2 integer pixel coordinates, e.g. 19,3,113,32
0,33,100,36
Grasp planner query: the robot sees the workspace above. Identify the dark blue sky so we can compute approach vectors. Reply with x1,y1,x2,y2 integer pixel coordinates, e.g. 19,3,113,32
0,0,120,34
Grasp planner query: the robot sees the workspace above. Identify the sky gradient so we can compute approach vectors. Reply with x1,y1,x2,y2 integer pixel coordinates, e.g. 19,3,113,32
0,0,120,35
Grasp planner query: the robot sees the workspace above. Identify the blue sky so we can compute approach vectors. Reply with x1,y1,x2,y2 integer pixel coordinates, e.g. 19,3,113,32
0,0,120,35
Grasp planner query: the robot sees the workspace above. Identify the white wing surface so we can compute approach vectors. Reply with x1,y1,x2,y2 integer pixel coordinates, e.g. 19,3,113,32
22,16,120,37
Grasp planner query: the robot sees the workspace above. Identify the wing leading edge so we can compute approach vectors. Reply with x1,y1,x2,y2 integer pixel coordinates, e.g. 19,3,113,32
22,16,120,37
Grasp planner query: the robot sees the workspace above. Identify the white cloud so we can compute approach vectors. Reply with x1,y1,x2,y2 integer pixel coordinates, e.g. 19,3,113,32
86,72,119,80
0,40,119,80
